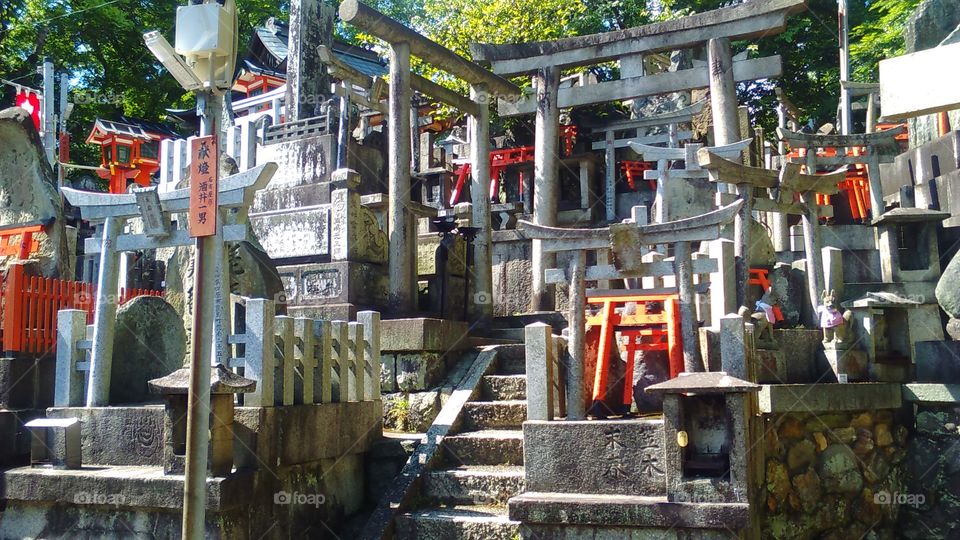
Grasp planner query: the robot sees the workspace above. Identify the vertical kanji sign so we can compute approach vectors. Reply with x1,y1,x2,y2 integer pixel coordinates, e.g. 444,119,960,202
189,136,218,237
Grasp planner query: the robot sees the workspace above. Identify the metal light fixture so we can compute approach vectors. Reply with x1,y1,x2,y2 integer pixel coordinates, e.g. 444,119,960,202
143,31,203,91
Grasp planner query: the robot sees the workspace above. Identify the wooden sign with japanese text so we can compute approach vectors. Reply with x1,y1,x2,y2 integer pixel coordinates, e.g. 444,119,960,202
189,136,218,237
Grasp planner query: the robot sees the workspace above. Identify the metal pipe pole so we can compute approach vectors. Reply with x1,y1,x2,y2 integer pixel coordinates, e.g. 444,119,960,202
58,72,69,187
41,59,56,168
336,82,351,170
182,90,227,539
838,0,852,135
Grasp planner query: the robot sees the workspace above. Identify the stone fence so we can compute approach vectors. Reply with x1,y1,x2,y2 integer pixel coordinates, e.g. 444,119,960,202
54,297,381,407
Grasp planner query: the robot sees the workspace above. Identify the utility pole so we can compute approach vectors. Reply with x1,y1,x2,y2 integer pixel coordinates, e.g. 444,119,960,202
838,0,852,135
41,59,56,169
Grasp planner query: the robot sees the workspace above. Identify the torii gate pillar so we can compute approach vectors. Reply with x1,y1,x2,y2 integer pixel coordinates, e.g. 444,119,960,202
531,66,561,312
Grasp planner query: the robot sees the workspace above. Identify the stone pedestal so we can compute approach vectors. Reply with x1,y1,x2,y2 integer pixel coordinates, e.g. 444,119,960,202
823,346,869,382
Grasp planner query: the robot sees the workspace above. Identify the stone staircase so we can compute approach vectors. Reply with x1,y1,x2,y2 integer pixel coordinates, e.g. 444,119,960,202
394,346,527,539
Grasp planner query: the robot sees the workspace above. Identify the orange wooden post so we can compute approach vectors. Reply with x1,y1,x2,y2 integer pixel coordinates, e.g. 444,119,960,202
665,297,683,378
18,231,33,260
591,300,617,403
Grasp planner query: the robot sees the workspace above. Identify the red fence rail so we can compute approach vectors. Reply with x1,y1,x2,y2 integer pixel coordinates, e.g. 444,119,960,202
0,264,163,354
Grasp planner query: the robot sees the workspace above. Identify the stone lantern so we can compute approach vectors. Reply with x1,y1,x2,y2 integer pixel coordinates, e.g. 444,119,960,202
646,371,759,503
148,364,255,476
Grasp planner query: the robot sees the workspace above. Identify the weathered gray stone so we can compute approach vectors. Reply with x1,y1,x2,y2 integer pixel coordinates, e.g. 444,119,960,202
394,352,446,393
905,0,960,54
0,107,70,278
758,383,901,413
443,430,523,466
380,318,470,352
424,466,524,505
817,444,863,494
631,350,669,413
915,341,960,383
523,419,666,496
462,400,526,430
46,406,165,466
936,251,960,319
109,296,185,405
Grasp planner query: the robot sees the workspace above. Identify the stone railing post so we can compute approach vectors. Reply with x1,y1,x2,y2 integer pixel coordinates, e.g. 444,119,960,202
357,311,381,400
275,315,295,406
55,309,88,407
720,313,748,380
243,298,275,407
314,320,333,403
331,321,350,402
525,322,555,421
294,317,316,404
349,322,365,401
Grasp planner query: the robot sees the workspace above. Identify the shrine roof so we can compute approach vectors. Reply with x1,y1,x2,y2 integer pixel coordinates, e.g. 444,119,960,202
85,117,180,146
244,19,386,80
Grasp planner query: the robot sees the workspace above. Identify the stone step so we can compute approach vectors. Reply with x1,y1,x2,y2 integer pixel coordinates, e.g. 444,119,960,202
463,400,527,430
424,465,525,506
488,327,525,342
466,336,521,348
494,345,526,375
394,505,520,540
443,430,524,466
481,374,527,401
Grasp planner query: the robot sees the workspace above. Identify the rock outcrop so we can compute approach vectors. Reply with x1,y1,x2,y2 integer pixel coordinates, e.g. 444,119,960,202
0,107,71,278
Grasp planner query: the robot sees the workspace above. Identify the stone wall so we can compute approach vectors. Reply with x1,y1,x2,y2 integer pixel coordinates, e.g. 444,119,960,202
899,403,960,538
760,409,910,539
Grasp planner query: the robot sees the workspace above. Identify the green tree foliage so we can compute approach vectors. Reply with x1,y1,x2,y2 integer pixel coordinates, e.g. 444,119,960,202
0,0,927,169
0,0,286,170
850,0,923,82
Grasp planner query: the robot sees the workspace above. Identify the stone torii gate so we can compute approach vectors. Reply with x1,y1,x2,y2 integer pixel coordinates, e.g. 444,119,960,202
61,163,278,406
518,200,741,418
698,151,846,318
471,0,804,310
777,125,905,222
339,1,521,319
630,137,752,223
592,100,705,221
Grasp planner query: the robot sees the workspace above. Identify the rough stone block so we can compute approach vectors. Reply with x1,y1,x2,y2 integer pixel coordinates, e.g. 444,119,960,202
914,341,960,383
758,383,902,413
380,318,470,353
523,419,666,496
380,354,397,393
394,352,446,392
47,406,165,466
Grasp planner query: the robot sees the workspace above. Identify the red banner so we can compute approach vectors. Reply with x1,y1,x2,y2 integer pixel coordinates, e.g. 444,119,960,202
14,89,41,131
189,136,218,238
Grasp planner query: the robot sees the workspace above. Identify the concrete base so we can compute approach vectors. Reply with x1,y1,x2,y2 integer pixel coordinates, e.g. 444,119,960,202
0,401,382,539
758,383,902,413
509,491,748,533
